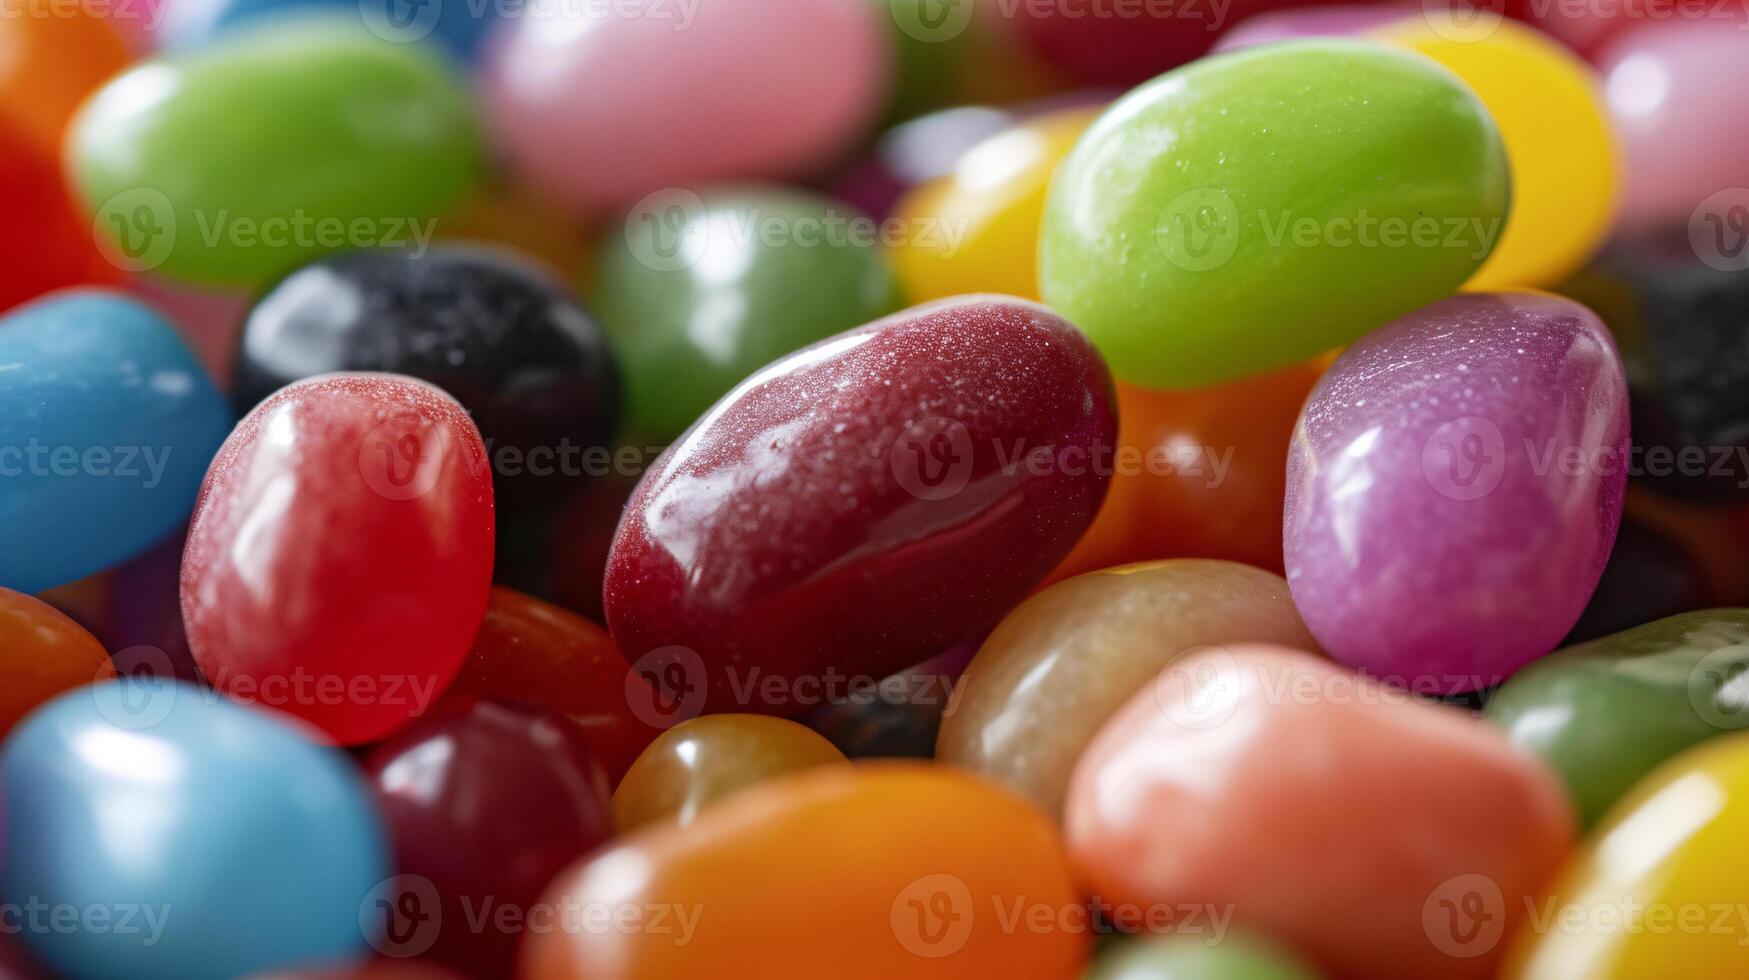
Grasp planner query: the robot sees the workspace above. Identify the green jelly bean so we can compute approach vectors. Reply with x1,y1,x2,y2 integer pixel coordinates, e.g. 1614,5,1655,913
1486,609,1749,828
595,187,901,441
1086,933,1323,980
1039,40,1510,389
70,21,482,287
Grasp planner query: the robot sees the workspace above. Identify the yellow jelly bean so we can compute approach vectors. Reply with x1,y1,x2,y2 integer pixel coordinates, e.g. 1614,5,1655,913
1505,733,1749,979
1373,18,1619,291
890,107,1099,304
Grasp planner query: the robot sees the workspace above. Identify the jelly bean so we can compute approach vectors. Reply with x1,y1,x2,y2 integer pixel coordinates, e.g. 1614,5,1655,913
1560,234,1749,502
1039,41,1508,389
596,188,899,441
0,291,232,594
1067,646,1574,980
1046,362,1324,583
1284,292,1630,691
160,0,505,63
181,375,495,744
546,475,639,625
1012,0,1331,85
364,701,613,977
0,125,120,314
233,245,620,500
1485,609,1749,828
70,22,482,286
0,589,114,738
804,639,977,759
891,107,1097,304
604,297,1115,715
938,560,1317,818
827,105,1024,222
483,0,888,215
1370,19,1618,291
1504,733,1749,978
1598,23,1749,233
612,714,849,831
1212,5,1415,51
435,186,594,282
0,8,130,158
1564,515,1704,644
443,587,662,783
879,0,975,122
0,679,388,980
525,764,1088,979
1086,933,1323,980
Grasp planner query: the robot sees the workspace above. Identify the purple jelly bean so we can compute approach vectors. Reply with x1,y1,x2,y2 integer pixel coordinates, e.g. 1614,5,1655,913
1284,292,1630,692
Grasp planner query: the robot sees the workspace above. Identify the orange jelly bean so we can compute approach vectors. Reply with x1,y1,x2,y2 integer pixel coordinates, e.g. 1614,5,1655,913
0,8,130,157
0,587,113,737
526,764,1089,980
1048,361,1324,582
612,714,849,831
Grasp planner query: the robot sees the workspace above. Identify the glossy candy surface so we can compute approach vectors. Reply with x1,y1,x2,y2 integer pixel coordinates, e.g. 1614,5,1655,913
0,679,388,980
1372,18,1619,291
526,764,1088,979
0,291,232,593
937,560,1317,817
605,297,1115,715
1086,934,1323,980
234,245,620,500
0,127,119,314
1598,22,1749,233
160,0,506,62
596,188,899,440
1067,646,1574,980
444,587,662,782
70,23,481,286
890,107,1097,304
612,714,848,830
483,0,888,214
181,375,495,744
1486,609,1749,828
1285,293,1630,691
1047,362,1324,582
1040,41,1509,388
0,8,130,157
0,589,113,738
365,701,613,977
1504,734,1749,979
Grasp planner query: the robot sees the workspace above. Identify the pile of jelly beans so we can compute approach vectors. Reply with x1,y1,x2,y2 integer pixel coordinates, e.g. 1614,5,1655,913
3,0,1749,977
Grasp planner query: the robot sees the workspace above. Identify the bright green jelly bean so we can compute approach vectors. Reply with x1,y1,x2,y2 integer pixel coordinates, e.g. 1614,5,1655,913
1039,40,1510,389
69,21,482,287
1085,934,1323,980
594,187,901,441
1485,609,1749,828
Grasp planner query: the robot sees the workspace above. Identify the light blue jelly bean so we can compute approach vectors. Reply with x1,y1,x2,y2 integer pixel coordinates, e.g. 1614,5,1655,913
159,0,505,64
0,679,389,980
0,290,232,593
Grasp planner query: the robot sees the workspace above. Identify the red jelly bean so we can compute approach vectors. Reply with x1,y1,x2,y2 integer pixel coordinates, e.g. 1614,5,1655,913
605,297,1115,714
0,123,117,313
181,374,495,744
364,700,613,979
443,587,663,783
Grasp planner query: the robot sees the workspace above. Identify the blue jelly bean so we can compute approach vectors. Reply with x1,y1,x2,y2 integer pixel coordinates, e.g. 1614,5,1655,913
0,290,232,593
159,0,505,64
0,679,389,980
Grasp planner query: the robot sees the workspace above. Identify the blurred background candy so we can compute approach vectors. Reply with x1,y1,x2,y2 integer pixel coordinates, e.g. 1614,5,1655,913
612,714,849,830
158,0,508,63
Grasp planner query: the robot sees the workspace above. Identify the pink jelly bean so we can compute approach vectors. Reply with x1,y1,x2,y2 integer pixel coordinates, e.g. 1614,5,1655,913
1598,21,1749,233
1283,292,1629,692
482,0,890,215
